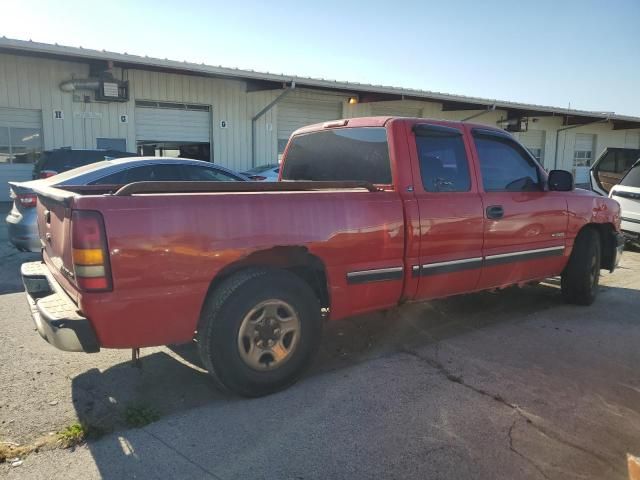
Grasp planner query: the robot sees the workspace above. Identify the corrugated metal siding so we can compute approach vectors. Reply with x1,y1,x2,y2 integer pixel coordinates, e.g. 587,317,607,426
370,101,423,118
277,95,342,141
135,107,210,142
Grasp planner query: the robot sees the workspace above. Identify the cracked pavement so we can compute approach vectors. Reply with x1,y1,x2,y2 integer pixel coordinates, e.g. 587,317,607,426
1,204,639,478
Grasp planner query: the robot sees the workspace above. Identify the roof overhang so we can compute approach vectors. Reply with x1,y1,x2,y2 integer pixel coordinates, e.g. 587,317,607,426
1,37,639,129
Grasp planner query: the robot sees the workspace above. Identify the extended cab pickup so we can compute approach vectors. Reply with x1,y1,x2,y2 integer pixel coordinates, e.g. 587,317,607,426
23,117,624,396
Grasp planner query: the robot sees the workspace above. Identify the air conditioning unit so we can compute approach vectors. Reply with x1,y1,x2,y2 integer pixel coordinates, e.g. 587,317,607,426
95,80,129,102
498,116,528,132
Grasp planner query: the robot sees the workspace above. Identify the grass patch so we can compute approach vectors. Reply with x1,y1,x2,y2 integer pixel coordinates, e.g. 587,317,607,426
124,404,160,428
57,423,88,448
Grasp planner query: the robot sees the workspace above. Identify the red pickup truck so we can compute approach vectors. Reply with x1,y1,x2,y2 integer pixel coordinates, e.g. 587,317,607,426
23,117,624,396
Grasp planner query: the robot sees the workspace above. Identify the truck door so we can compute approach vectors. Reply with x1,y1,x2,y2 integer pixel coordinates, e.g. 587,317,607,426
469,127,568,289
408,123,485,300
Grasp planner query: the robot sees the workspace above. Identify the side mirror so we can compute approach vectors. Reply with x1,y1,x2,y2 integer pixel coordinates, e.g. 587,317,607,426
548,169,574,191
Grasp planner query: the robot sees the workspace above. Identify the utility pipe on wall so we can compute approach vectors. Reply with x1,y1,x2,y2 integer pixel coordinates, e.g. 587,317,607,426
251,81,295,167
461,104,496,122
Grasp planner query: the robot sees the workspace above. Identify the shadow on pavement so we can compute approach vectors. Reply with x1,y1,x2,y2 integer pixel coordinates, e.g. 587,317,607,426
67,279,640,480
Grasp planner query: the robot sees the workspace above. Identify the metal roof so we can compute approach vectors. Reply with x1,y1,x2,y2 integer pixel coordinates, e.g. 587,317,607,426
1,36,639,126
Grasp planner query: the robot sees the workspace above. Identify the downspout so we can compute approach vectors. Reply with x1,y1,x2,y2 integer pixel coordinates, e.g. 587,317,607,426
251,81,295,167
553,117,609,170
461,103,496,121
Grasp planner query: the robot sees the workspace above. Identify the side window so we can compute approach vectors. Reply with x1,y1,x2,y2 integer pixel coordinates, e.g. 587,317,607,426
92,164,183,184
474,135,542,192
416,130,471,192
182,166,239,181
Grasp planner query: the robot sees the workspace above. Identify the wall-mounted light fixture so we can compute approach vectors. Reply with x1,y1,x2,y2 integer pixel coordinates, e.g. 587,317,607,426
348,96,359,105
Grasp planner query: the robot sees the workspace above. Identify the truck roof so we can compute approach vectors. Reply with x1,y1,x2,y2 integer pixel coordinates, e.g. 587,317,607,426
291,116,505,137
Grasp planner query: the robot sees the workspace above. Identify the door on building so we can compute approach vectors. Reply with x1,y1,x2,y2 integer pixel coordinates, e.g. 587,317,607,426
573,133,596,186
135,101,211,161
410,123,485,300
0,108,43,201
277,97,341,161
517,130,546,168
470,128,568,290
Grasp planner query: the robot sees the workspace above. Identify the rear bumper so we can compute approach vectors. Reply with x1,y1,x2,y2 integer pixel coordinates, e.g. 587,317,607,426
21,261,100,353
621,217,640,236
6,211,40,252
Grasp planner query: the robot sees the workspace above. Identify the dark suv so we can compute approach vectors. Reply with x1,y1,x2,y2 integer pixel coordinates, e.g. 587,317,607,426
32,148,135,179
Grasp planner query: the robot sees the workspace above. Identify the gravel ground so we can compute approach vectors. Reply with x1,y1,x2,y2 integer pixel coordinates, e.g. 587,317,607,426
1,211,639,479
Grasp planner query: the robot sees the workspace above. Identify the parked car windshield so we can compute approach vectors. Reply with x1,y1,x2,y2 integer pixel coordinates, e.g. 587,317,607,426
281,127,391,184
620,161,640,187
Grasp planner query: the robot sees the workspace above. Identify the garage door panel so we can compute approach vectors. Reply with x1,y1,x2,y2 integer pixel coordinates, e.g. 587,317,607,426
277,99,342,141
135,107,210,143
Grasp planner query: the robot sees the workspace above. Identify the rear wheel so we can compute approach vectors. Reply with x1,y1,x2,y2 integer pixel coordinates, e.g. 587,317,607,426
197,268,322,397
561,228,601,305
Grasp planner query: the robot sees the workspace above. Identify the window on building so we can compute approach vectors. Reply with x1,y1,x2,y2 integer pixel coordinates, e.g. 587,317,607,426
474,133,541,192
281,127,392,184
0,126,43,164
415,127,471,192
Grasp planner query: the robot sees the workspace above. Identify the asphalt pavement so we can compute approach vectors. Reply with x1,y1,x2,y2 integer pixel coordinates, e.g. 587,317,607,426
1,212,639,479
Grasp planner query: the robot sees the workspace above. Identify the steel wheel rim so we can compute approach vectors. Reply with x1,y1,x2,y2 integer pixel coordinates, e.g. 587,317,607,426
237,299,301,371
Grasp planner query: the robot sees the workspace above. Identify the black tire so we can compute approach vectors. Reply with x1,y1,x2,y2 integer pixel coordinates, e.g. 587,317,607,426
561,228,601,305
197,268,322,397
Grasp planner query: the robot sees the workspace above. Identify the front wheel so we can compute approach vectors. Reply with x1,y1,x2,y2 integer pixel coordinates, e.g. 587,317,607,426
197,268,322,397
561,228,601,305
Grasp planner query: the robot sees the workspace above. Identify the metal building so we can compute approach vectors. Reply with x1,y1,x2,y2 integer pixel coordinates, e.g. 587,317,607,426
1,37,639,200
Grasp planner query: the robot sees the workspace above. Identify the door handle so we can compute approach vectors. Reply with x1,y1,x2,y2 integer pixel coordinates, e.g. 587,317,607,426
486,205,504,219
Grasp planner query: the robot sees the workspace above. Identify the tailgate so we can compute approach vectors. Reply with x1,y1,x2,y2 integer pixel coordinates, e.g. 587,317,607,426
33,185,80,302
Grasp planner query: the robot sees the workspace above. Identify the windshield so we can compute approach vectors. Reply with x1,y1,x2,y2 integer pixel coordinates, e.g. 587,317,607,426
620,161,640,187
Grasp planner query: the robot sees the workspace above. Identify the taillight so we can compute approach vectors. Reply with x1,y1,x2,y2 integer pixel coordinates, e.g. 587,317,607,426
17,193,37,208
40,170,58,178
249,175,267,181
71,210,112,292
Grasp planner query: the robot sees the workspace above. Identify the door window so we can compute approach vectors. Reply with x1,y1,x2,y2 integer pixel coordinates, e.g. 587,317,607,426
182,165,240,181
474,134,541,192
92,164,183,184
416,129,471,192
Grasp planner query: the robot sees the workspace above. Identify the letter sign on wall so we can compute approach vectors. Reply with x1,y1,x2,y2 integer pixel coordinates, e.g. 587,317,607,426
220,120,227,128
53,110,64,120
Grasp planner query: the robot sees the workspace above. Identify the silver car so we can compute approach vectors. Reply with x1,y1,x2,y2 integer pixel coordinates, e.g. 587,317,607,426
6,157,248,252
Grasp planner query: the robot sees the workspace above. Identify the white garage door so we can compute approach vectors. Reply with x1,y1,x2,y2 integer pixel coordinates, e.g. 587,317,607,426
277,98,342,152
370,101,423,118
518,130,546,166
573,133,596,185
0,108,43,201
135,102,211,142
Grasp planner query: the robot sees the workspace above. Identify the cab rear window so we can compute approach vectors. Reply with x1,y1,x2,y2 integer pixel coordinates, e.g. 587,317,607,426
281,127,392,184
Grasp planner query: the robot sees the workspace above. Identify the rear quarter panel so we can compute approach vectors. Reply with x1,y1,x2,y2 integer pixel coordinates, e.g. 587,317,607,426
74,190,405,348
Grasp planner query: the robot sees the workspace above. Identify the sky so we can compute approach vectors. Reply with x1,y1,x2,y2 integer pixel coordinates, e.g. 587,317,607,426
3,0,640,116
